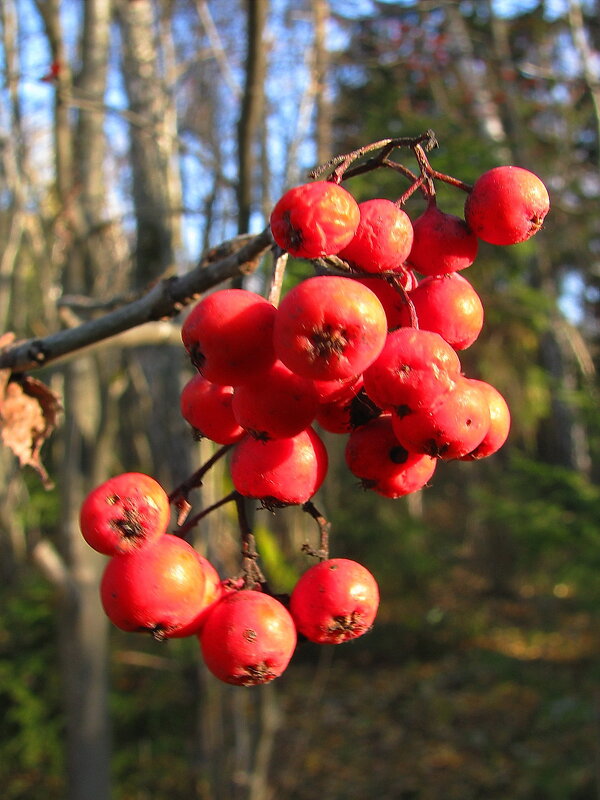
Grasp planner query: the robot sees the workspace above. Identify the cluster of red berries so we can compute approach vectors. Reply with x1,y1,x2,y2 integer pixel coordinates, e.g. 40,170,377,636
181,164,549,500
79,472,379,686
78,145,549,687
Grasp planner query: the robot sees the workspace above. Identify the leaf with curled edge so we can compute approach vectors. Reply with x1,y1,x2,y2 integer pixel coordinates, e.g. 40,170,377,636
0,334,62,488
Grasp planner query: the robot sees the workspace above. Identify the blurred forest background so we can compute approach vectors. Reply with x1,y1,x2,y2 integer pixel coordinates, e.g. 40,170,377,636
0,0,599,798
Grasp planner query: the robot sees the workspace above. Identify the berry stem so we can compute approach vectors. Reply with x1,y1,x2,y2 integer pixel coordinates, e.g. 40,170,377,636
312,254,356,277
310,130,438,184
301,501,331,561
396,173,427,206
427,167,472,193
235,493,267,590
168,443,235,523
411,142,473,193
385,274,419,329
309,131,473,204
172,490,239,539
412,143,437,200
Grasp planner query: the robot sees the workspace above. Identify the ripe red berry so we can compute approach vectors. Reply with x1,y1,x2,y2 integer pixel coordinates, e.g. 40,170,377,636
100,534,213,639
315,378,382,435
79,472,170,556
464,165,550,246
199,590,297,686
338,198,414,273
269,181,360,259
274,275,387,381
460,378,511,459
345,415,436,497
230,426,328,507
362,327,462,411
232,360,319,440
180,373,244,444
315,396,353,435
351,272,417,331
289,558,379,644
407,200,478,276
181,289,276,385
399,273,484,350
312,374,361,403
391,375,491,460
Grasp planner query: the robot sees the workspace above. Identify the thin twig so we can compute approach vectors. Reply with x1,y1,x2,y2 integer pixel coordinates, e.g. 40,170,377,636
386,274,419,329
169,443,234,503
235,493,267,590
173,490,239,539
194,0,242,99
310,130,437,183
168,443,235,524
301,501,330,561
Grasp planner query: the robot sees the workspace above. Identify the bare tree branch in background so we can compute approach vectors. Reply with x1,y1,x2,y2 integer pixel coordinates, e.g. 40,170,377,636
195,0,242,99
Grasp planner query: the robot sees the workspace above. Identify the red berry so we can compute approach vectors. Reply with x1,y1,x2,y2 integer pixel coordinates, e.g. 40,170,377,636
274,275,387,381
362,327,461,411
181,289,276,385
100,534,213,639
312,374,361,403
391,375,491,460
289,558,379,644
345,415,436,497
400,273,484,350
199,590,297,686
315,397,354,435
407,200,478,276
232,360,319,440
315,378,363,435
180,373,244,444
269,181,360,258
464,165,550,246
338,198,414,273
230,427,328,508
460,379,511,459
79,472,170,556
316,378,381,435
351,272,417,331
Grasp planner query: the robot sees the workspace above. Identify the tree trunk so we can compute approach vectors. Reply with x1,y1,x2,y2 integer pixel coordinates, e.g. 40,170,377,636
114,0,181,283
447,3,594,593
568,0,600,170
58,362,112,800
114,0,191,487
483,3,593,475
312,0,332,165
237,0,268,236
444,3,511,158
35,2,115,797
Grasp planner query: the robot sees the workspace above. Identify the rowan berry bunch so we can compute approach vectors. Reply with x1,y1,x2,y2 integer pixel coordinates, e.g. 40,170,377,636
79,131,549,687
79,469,378,686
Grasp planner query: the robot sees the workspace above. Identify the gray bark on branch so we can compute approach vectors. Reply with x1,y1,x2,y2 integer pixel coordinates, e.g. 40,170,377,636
0,228,274,374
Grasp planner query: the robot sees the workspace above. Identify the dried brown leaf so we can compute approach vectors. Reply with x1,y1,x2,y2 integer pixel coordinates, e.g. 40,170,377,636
0,372,62,489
